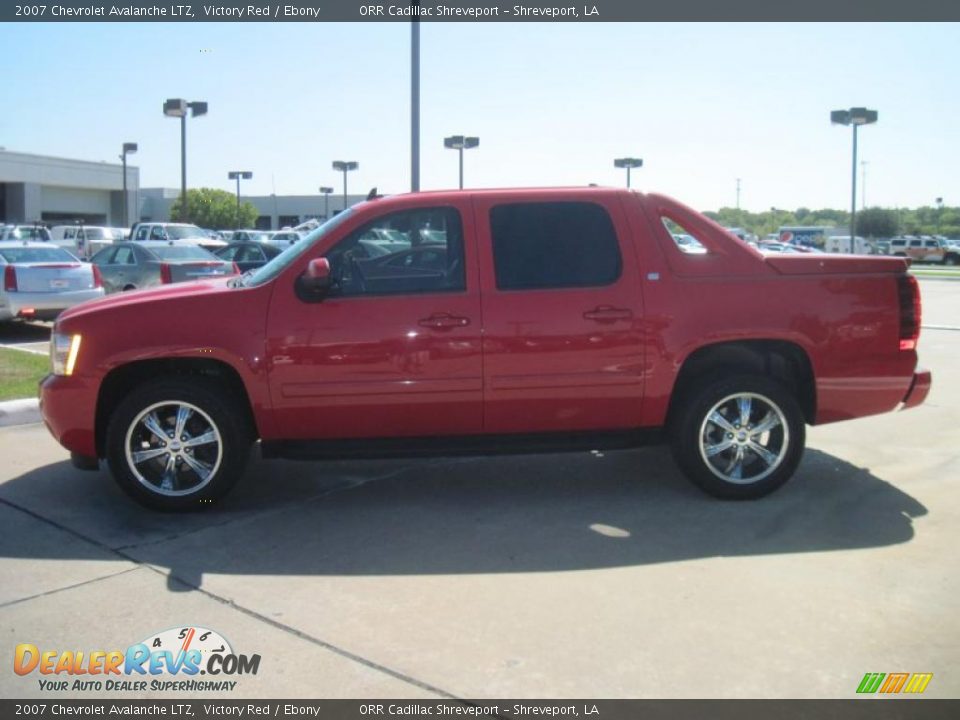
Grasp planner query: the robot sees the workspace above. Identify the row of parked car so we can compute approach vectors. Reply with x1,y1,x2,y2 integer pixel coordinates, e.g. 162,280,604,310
0,221,318,323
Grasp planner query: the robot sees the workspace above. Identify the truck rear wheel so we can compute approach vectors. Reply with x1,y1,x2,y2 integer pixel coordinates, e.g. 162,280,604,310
670,375,805,499
105,378,251,511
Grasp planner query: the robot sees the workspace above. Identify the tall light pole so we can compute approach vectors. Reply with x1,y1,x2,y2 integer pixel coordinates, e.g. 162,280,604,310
831,107,878,252
120,142,137,227
227,171,252,229
411,9,420,192
443,135,479,189
936,197,944,235
319,186,334,219
163,98,208,223
614,157,643,188
332,161,358,211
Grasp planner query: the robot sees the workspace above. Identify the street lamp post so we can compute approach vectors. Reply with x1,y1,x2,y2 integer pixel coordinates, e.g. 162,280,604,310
319,186,334,219
936,197,944,235
443,135,479,189
227,171,253,229
332,161,358,211
120,142,137,227
736,177,741,210
164,98,208,223
831,107,878,252
614,157,643,188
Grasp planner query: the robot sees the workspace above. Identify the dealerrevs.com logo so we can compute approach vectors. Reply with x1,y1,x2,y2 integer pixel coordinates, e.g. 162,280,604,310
856,672,933,695
13,626,261,693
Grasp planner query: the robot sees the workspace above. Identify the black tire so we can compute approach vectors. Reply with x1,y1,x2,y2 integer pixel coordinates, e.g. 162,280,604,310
670,374,805,500
944,255,959,266
106,377,252,511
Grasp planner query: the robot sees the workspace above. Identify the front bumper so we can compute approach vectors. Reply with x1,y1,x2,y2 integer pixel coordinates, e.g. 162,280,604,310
39,373,99,458
901,369,932,410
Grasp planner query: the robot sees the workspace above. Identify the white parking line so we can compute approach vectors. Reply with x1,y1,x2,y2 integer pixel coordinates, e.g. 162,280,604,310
0,343,47,356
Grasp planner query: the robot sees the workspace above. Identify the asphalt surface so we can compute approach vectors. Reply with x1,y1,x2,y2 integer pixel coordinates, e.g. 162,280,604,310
0,280,957,699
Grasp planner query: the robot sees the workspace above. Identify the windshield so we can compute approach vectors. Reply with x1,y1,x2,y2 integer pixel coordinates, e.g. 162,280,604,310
1,246,79,263
152,245,218,260
166,225,206,240
242,210,355,287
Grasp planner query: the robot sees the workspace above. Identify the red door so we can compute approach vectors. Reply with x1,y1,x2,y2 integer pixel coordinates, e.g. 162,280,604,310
264,201,483,439
473,191,645,434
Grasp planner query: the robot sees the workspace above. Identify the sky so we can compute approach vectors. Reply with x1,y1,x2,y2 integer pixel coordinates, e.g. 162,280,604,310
1,21,957,212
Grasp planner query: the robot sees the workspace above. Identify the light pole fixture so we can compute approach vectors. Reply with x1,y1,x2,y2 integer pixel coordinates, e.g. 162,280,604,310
120,142,137,227
614,157,643,188
443,135,479,189
831,107,878,252
228,171,253,229
319,186,334,219
332,161,358,210
164,98,208,222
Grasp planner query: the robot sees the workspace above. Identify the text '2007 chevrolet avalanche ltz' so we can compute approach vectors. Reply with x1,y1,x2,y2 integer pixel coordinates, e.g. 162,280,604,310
39,188,931,510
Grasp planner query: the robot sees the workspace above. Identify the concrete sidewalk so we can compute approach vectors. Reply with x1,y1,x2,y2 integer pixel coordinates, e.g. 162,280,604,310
0,398,40,427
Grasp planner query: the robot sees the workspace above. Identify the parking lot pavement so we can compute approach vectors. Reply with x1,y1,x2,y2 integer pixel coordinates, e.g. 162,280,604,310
0,320,51,355
0,282,957,700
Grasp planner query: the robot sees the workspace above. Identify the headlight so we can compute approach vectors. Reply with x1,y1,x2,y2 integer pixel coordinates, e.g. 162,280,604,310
51,333,82,376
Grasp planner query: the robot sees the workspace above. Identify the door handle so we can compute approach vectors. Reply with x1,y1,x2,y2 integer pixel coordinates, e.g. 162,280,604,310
418,313,470,329
583,306,633,322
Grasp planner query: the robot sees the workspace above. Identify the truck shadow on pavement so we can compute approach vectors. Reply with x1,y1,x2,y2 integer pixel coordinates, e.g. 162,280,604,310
0,445,927,592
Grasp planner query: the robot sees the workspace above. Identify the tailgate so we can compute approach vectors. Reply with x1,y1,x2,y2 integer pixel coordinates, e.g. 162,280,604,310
11,263,96,292
765,255,909,275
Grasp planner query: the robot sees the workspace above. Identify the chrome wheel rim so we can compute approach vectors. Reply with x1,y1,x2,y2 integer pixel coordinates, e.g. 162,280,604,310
698,392,789,485
124,401,223,497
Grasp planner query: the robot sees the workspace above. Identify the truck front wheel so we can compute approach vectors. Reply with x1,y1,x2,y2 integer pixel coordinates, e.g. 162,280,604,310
671,375,805,499
105,378,251,511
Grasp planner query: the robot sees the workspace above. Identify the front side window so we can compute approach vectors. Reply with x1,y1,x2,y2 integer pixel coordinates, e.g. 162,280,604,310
325,207,465,297
490,202,621,290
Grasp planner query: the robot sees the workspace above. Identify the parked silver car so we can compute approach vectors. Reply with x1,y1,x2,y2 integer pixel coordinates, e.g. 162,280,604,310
0,241,105,322
91,241,238,293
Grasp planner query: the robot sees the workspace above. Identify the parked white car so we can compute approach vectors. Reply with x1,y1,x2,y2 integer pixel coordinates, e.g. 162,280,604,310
130,222,227,250
50,226,124,258
264,230,303,247
0,241,105,322
1,225,53,242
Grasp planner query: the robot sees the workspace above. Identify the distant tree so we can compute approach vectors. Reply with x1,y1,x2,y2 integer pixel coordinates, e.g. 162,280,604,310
169,188,259,229
855,207,899,238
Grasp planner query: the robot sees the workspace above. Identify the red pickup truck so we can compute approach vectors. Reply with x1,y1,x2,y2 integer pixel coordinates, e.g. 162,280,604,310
39,188,930,510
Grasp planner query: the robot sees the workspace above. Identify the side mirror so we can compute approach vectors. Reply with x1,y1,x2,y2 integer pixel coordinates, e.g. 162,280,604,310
296,257,333,302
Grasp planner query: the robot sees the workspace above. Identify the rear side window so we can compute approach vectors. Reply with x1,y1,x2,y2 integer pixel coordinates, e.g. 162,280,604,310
490,202,621,290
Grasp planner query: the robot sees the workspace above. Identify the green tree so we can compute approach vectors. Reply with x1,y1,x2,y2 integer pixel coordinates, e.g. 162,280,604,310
169,188,259,229
855,207,899,238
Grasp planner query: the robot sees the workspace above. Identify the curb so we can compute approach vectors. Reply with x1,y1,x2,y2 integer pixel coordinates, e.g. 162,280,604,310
0,398,41,427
